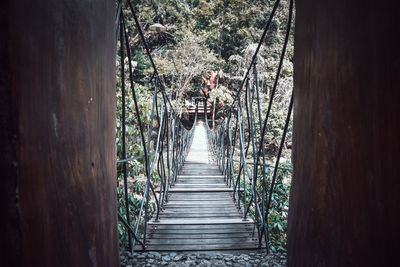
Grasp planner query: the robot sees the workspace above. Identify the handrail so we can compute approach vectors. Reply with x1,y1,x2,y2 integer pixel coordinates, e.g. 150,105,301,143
204,0,294,253
115,1,198,252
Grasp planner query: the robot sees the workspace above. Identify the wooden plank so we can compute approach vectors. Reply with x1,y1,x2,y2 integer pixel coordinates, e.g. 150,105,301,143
164,203,234,207
160,215,241,218
166,203,238,210
136,242,260,251
177,175,224,178
161,209,240,213
169,192,232,198
180,167,220,170
176,178,225,180
164,188,235,192
167,195,231,199
162,207,239,213
167,195,233,199
149,218,253,225
155,186,231,192
147,237,258,245
170,191,232,198
161,208,240,213
180,172,223,175
167,195,233,200
148,229,253,234
169,199,234,203
166,199,234,203
175,180,225,184
174,183,227,187
159,214,241,219
148,224,254,230
180,169,221,172
147,233,254,239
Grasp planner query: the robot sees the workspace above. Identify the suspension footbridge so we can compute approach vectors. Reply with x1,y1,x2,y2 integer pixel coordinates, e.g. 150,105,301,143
116,0,293,253
136,121,259,251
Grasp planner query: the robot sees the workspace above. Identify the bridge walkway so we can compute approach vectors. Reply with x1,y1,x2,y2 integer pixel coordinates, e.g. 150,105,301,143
137,121,258,251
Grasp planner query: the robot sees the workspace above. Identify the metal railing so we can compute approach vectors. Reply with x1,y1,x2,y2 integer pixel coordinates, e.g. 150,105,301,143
115,0,198,251
204,0,294,252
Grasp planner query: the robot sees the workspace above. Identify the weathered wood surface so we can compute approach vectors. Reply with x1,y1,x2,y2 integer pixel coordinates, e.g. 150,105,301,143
139,123,257,251
289,1,400,266
1,1,119,266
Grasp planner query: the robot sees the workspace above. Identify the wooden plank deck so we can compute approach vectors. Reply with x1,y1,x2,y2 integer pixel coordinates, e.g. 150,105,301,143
137,122,259,251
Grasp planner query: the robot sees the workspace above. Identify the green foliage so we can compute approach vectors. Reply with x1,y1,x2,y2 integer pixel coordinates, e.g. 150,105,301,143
240,163,292,253
266,164,291,253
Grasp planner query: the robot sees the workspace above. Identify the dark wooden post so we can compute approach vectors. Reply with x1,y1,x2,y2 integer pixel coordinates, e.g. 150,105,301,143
289,1,400,266
1,1,119,266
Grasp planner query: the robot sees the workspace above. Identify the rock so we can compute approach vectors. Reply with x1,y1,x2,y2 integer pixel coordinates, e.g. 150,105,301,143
122,251,131,257
118,250,287,267
174,254,185,261
170,252,177,257
150,252,161,259
239,260,250,266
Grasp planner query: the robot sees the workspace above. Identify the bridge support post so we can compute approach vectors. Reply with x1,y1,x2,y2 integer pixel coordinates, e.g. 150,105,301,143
1,1,119,266
289,1,400,266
